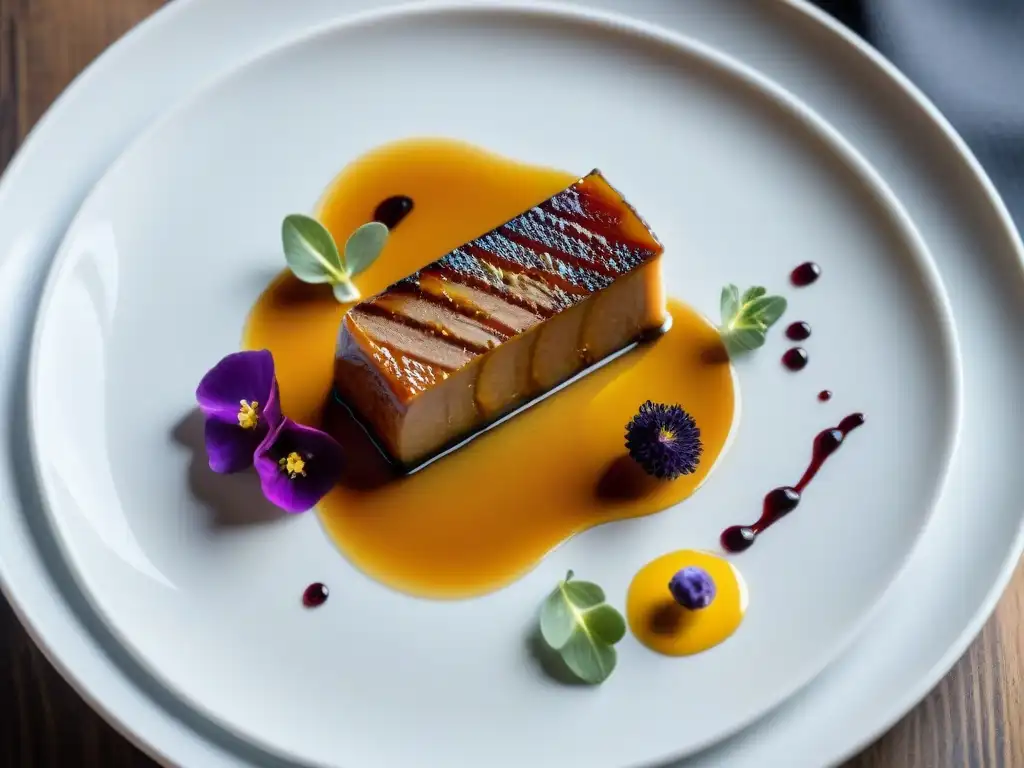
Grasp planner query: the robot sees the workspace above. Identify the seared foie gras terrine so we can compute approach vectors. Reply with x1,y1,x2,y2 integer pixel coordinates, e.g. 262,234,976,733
334,170,667,466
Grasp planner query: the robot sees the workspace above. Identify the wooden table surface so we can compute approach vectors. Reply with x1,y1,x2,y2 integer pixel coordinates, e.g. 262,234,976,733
0,1,1021,766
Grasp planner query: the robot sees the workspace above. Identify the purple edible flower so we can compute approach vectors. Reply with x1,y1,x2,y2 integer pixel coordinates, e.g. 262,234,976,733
254,418,344,513
624,400,702,480
196,350,282,473
669,567,716,610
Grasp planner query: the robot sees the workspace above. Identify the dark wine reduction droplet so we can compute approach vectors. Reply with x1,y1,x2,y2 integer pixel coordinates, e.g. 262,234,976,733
786,321,811,341
373,196,414,229
838,413,866,432
814,428,845,461
721,525,756,553
303,582,329,608
763,486,801,519
782,347,809,371
818,390,833,402
720,413,865,552
791,262,821,287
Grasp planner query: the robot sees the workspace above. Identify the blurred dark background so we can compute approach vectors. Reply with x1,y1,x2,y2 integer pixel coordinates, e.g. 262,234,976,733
813,0,1024,225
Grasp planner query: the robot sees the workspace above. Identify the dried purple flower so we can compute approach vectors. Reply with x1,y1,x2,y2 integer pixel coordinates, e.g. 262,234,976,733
196,350,282,473
669,566,716,610
254,418,344,513
624,400,702,480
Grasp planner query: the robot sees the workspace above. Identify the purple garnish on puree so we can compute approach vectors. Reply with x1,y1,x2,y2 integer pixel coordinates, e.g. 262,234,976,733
624,400,703,480
669,567,716,610
254,418,344,514
195,349,343,512
196,350,282,473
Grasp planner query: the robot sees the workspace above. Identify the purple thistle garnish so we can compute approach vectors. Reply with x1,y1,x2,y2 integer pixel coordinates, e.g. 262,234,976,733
196,350,282,473
624,400,702,480
669,566,716,610
254,418,344,514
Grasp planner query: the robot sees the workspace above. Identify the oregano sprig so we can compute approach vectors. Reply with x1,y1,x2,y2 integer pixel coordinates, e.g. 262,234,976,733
281,214,388,303
718,284,787,354
539,570,626,685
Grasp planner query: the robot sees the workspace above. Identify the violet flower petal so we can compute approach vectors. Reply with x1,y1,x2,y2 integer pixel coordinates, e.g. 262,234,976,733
204,418,265,474
199,373,283,473
196,349,278,423
254,418,344,513
195,349,283,473
261,378,283,429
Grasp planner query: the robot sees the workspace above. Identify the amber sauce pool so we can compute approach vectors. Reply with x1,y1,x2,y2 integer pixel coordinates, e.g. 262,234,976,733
627,550,746,656
244,138,737,598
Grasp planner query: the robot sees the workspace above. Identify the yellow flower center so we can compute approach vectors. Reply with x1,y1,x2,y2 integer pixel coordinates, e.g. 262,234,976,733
658,426,676,442
279,452,307,479
237,400,260,429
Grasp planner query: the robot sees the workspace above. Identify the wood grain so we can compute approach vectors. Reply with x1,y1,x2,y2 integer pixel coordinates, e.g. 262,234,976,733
843,564,1024,768
0,3,166,765
0,1,1020,766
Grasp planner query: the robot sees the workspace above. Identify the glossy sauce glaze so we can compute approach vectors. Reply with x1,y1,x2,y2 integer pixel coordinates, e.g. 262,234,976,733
373,195,414,229
790,261,821,287
818,389,832,402
303,583,329,607
785,321,811,341
244,138,737,598
627,550,746,656
334,169,666,468
721,413,865,552
782,347,809,371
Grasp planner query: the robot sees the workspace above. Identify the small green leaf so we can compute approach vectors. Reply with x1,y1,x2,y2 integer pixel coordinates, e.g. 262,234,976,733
741,286,766,303
540,574,605,650
562,580,605,610
720,285,740,325
583,604,627,645
535,570,626,685
540,587,575,650
282,214,344,284
344,222,389,277
559,627,618,685
332,279,361,304
746,295,787,327
718,283,787,356
725,328,767,352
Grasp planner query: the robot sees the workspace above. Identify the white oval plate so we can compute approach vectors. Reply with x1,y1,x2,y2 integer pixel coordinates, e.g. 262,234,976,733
23,5,960,768
1,2,1022,768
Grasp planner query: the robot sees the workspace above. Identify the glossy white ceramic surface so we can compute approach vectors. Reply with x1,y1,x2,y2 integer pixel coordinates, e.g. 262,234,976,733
0,2,1019,767
25,6,958,767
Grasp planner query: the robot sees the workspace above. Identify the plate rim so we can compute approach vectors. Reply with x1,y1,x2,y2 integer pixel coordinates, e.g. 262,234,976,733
776,0,1024,758
0,0,1018,766
21,3,965,765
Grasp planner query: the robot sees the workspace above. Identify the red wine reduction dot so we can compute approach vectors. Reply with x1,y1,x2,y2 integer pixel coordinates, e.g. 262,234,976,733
791,262,821,287
303,582,329,608
373,196,414,229
782,347,809,371
786,321,811,341
721,414,865,552
818,390,833,402
720,525,755,553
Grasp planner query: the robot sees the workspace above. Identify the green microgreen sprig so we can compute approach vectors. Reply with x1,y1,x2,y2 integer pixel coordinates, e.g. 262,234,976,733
718,284,787,355
281,214,388,303
539,570,626,685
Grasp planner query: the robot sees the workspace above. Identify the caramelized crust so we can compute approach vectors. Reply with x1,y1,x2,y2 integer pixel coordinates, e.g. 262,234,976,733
334,170,666,465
